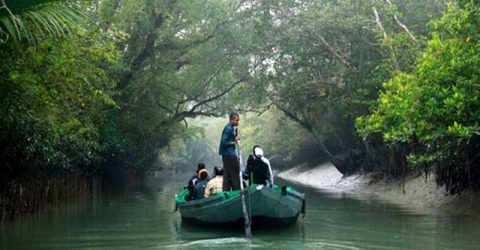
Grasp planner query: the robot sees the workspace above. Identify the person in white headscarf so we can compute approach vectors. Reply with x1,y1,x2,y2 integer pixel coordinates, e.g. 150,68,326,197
243,145,274,187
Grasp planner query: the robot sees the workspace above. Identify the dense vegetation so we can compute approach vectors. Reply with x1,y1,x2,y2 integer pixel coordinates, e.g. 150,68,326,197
358,0,480,194
1,0,479,196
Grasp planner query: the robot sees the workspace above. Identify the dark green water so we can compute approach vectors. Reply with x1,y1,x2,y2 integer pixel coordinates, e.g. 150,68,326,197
1,179,479,250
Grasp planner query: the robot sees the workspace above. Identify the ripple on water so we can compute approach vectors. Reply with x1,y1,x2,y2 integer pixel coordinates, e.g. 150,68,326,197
163,237,253,249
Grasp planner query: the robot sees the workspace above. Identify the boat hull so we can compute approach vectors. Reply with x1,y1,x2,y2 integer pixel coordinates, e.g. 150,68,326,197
175,185,305,226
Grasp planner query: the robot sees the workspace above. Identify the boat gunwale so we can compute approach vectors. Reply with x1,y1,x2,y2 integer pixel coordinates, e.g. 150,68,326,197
175,184,304,207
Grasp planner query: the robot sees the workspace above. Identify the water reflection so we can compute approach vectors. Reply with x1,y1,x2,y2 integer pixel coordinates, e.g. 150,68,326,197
1,178,480,250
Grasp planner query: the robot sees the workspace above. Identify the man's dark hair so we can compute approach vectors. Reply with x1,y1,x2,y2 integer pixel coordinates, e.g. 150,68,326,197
197,163,206,170
214,166,223,176
229,112,239,120
199,171,208,180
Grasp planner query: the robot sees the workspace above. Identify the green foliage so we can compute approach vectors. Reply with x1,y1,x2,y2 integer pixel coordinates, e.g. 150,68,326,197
0,0,66,18
0,0,86,43
0,0,456,189
235,0,445,174
358,3,480,194
94,0,264,174
0,29,121,180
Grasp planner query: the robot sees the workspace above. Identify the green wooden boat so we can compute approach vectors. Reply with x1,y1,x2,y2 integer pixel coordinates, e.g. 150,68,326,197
174,184,305,227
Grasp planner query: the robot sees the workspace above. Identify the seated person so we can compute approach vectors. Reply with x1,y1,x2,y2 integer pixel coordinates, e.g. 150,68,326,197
244,145,273,186
187,163,206,200
205,166,223,198
193,169,209,200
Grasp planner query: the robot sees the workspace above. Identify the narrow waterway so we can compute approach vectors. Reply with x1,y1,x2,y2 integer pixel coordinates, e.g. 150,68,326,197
1,178,479,250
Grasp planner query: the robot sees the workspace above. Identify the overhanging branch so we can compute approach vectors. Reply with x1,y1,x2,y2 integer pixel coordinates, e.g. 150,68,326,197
384,0,417,42
373,6,400,71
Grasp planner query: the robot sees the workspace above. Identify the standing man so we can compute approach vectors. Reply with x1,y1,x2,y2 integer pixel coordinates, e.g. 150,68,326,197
219,113,240,191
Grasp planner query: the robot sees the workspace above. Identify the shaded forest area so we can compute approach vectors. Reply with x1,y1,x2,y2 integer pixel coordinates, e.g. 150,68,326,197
1,0,480,217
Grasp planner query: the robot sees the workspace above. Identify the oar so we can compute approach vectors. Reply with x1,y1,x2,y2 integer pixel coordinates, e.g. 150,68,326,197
236,129,252,238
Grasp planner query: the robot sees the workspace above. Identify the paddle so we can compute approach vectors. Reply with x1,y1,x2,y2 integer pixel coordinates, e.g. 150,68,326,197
236,128,252,239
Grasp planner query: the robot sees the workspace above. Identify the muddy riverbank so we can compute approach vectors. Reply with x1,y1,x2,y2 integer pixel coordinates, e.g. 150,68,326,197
277,162,480,217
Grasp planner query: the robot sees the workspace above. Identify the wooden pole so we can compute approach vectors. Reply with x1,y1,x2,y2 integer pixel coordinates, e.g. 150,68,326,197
237,136,252,238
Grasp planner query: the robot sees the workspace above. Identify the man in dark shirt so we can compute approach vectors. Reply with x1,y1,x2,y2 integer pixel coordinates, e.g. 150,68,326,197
193,169,209,199
219,113,240,191
187,163,206,200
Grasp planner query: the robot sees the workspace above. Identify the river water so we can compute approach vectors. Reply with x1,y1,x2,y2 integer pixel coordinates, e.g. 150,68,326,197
1,178,479,250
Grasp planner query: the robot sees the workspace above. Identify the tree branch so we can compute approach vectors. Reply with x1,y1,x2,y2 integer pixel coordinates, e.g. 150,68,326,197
373,7,400,71
177,59,232,105
175,59,261,120
315,34,353,68
119,13,164,89
181,77,247,116
174,111,222,121
384,0,417,42
271,98,336,158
